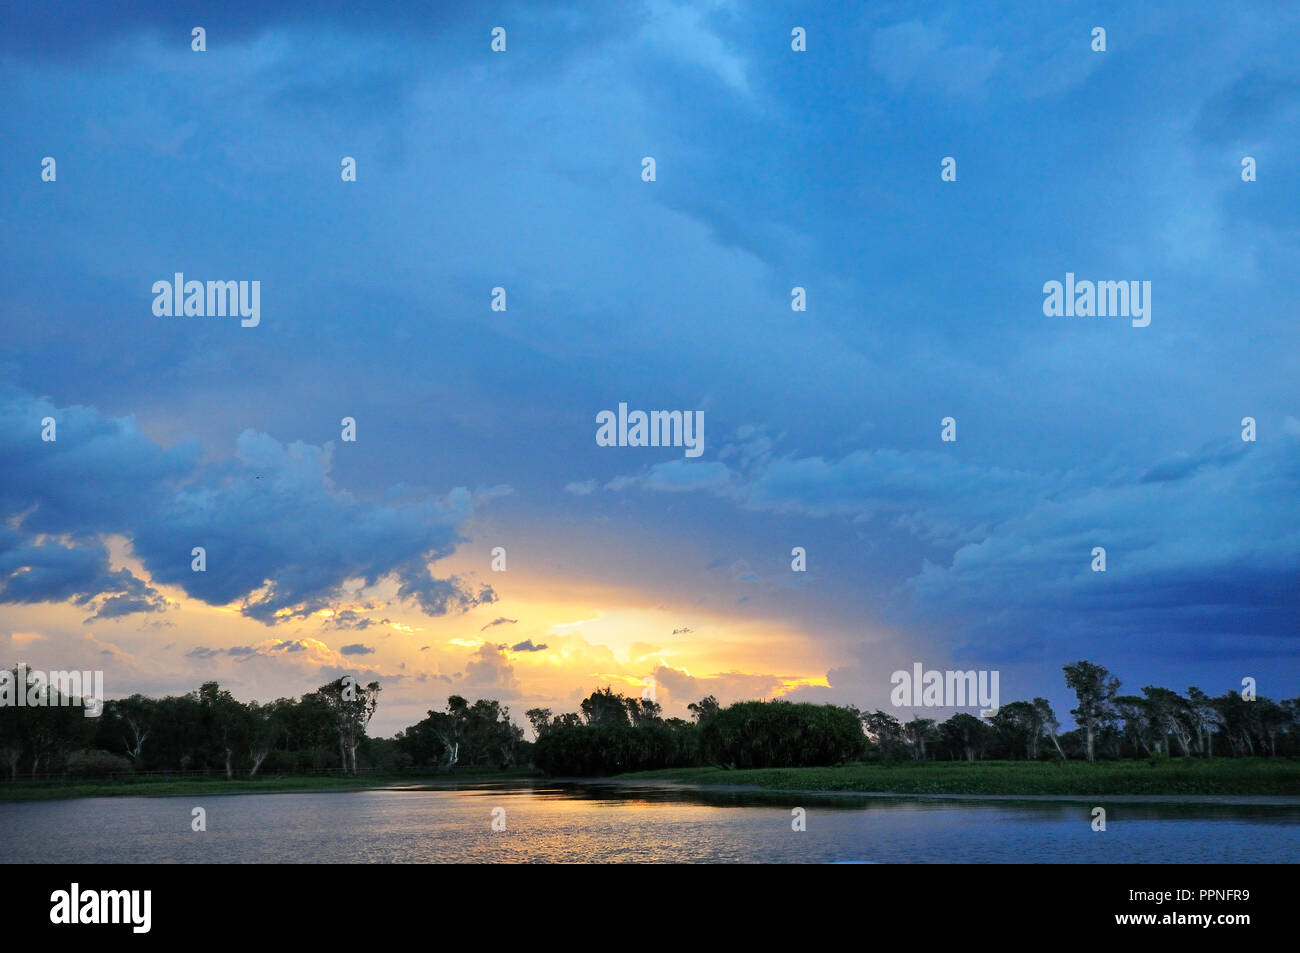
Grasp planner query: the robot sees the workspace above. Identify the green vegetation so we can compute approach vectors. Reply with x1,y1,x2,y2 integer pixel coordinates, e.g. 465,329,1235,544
617,758,1300,797
1,668,529,783
699,700,865,768
0,768,539,802
3,659,1298,798
530,687,700,775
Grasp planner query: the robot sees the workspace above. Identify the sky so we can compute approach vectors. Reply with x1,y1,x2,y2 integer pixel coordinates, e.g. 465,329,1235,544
1,0,1297,736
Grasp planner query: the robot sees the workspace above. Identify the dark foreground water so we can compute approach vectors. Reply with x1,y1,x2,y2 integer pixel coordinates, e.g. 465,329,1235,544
1,782,1297,863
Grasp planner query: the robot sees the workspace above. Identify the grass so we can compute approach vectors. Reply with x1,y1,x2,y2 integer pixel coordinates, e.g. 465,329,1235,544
615,758,1300,797
0,768,541,802
5,759,1297,802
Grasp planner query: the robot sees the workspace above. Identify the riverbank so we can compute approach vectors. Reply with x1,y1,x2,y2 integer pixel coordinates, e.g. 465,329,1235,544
4,758,1297,803
0,769,541,803
614,758,1300,797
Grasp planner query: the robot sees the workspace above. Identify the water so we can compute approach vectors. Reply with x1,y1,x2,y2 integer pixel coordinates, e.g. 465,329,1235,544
1,782,1296,863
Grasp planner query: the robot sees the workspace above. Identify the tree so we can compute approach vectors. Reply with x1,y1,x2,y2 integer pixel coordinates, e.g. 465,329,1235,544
1213,692,1259,756
687,695,720,724
580,687,629,728
1185,687,1221,756
24,680,93,778
990,701,1037,759
1033,697,1067,760
458,698,522,767
525,708,553,740
941,713,991,762
198,682,248,779
1063,661,1120,762
312,677,381,775
1257,699,1290,757
407,695,472,769
0,701,21,780
1142,686,1193,757
699,701,865,768
861,710,905,763
625,697,663,728
902,717,937,760
103,694,155,766
246,700,287,778
1114,694,1157,757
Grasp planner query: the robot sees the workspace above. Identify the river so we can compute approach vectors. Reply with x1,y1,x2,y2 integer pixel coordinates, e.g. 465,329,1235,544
2,781,1296,863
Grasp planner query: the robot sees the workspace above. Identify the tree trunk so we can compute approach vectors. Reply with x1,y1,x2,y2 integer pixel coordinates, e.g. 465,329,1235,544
1085,724,1095,762
224,747,233,780
1049,732,1066,760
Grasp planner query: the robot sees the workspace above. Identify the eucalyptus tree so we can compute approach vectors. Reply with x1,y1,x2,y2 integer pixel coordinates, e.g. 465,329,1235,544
1063,661,1120,762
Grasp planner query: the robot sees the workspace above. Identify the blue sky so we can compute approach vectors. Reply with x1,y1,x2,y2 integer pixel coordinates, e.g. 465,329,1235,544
1,0,1297,733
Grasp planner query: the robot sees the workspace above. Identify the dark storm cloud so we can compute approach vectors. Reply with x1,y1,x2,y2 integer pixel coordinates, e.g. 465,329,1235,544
1,388,490,624
0,526,165,620
509,639,547,653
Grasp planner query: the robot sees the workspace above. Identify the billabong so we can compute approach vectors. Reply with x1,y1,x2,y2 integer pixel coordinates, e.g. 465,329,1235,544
152,273,260,327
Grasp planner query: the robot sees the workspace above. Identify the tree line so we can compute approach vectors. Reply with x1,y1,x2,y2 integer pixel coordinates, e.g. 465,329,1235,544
2,660,1296,780
1,672,382,780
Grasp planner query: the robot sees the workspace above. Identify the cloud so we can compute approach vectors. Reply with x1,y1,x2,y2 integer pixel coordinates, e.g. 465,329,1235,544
0,529,166,621
564,479,597,495
607,422,1300,650
0,388,489,624
650,664,792,708
339,643,375,656
904,435,1300,651
1194,71,1300,146
607,440,1037,545
321,609,393,630
187,645,264,659
869,19,1001,99
606,460,734,494
640,0,750,96
455,644,521,698
479,616,519,631
1139,440,1247,484
509,639,548,653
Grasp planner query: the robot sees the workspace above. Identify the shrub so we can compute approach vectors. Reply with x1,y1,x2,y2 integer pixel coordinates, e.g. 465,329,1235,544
534,722,699,776
64,749,134,779
699,701,866,768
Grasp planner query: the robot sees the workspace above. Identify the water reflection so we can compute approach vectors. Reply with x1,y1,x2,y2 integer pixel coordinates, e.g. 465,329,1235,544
1,782,1296,863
